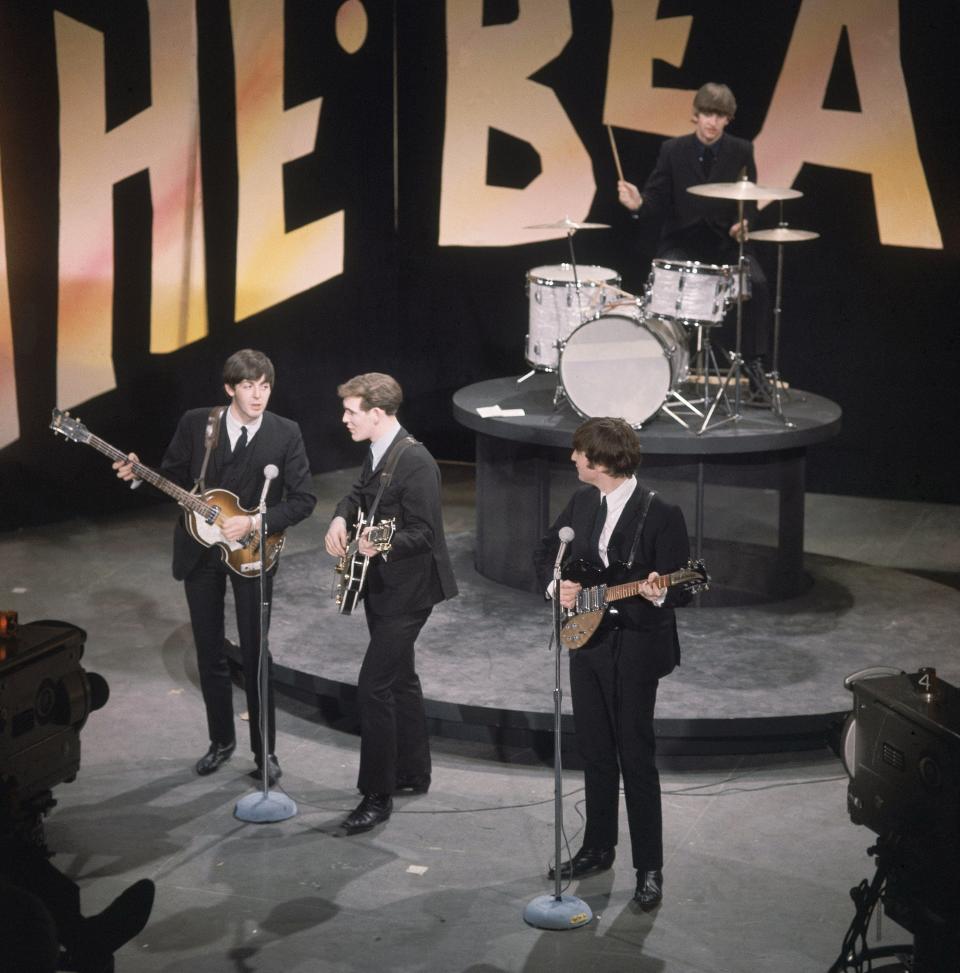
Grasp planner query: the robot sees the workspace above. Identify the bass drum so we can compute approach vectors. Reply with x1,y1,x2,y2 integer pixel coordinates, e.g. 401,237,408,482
559,312,689,427
525,264,620,371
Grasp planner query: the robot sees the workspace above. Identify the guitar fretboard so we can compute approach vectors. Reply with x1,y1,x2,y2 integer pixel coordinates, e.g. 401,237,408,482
605,570,679,603
83,434,216,521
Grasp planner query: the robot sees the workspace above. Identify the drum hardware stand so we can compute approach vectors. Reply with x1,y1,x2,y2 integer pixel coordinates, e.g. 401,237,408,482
684,177,803,434
747,216,820,426
550,225,591,410
684,321,730,416
656,388,703,430
697,249,748,435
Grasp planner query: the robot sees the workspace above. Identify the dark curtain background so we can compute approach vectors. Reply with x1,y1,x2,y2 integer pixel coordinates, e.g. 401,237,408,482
1,0,956,532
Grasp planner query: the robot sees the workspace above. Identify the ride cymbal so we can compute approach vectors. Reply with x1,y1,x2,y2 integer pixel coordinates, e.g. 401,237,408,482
687,180,803,201
523,217,610,230
747,226,820,243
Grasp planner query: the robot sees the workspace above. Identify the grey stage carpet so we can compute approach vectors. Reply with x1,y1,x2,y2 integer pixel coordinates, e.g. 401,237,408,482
268,532,960,723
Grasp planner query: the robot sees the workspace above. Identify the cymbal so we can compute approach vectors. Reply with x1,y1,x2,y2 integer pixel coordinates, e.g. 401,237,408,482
524,217,610,230
687,180,802,201
748,226,820,243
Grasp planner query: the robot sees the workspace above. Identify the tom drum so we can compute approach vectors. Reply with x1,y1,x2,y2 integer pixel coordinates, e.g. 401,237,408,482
644,259,730,327
525,264,620,371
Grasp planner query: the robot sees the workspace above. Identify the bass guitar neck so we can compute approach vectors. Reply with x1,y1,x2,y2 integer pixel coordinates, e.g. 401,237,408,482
50,408,285,576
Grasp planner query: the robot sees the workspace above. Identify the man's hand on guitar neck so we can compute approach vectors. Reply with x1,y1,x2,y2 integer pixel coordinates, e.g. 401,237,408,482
638,571,667,605
112,452,139,481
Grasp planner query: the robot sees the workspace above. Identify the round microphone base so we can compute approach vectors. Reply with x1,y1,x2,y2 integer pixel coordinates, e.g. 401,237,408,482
523,893,593,930
234,790,297,823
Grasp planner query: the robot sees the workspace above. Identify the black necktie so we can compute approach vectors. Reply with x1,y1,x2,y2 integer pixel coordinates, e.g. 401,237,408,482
588,497,607,562
361,447,375,478
701,145,714,177
233,425,248,456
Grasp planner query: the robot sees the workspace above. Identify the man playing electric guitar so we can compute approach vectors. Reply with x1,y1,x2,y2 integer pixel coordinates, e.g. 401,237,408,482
533,417,692,912
113,350,316,785
324,373,457,835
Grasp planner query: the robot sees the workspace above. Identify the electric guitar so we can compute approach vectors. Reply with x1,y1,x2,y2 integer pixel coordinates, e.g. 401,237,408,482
50,408,285,577
333,511,396,615
559,558,709,650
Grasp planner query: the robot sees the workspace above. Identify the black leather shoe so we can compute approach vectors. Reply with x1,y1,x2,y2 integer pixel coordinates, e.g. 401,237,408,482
69,878,155,971
548,845,615,880
195,741,236,776
633,868,663,910
395,773,431,794
341,793,392,834
249,754,282,786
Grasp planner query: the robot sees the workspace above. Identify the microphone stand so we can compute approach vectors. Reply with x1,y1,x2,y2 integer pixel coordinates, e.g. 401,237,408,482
523,536,592,930
235,493,297,823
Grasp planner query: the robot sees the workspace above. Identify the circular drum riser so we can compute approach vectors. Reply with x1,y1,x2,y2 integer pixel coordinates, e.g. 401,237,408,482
559,312,688,427
525,264,620,372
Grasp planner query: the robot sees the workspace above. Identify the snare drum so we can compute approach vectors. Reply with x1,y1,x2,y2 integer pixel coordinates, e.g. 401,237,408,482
525,264,620,371
644,259,730,326
558,311,689,427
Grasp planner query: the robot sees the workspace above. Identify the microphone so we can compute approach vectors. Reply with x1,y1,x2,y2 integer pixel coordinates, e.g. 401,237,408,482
258,464,279,510
553,526,575,574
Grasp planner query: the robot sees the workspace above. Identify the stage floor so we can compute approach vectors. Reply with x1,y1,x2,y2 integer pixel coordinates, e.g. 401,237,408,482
272,528,960,754
7,466,959,755
3,468,959,971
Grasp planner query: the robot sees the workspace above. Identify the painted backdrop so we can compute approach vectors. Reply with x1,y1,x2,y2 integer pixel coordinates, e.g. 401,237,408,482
1,0,956,530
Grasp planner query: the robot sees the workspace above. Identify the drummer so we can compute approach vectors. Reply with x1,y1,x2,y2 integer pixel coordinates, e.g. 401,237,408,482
617,82,770,377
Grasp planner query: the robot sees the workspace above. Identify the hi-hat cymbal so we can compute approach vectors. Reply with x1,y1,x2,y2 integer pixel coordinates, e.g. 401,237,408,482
687,180,803,201
524,217,610,230
748,226,820,243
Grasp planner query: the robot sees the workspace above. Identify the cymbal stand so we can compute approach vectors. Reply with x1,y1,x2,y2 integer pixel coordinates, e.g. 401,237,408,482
765,222,794,426
698,201,748,434
551,224,584,409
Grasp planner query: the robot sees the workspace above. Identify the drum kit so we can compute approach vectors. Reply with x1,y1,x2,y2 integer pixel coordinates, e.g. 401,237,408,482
520,178,819,434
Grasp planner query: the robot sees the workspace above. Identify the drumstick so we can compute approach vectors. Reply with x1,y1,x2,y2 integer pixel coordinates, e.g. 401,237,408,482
606,124,624,182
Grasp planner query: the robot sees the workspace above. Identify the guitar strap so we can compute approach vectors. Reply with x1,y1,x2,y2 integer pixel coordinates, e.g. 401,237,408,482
365,435,417,523
195,405,227,494
624,488,656,569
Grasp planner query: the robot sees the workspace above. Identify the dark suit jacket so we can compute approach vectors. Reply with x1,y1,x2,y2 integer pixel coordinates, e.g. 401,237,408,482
334,427,458,616
161,408,316,580
640,131,757,258
533,483,691,679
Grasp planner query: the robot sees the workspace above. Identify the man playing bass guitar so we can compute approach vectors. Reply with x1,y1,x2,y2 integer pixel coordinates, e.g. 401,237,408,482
533,417,692,912
113,349,316,785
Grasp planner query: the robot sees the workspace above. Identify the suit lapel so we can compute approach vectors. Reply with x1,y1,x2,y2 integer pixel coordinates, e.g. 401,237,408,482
245,412,269,473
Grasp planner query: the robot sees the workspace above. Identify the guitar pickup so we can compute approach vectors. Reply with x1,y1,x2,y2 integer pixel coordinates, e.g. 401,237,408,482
205,505,220,525
576,584,607,612
240,561,261,574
